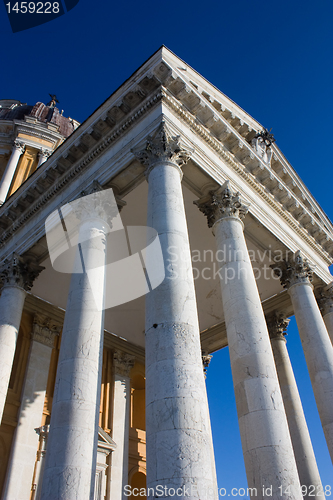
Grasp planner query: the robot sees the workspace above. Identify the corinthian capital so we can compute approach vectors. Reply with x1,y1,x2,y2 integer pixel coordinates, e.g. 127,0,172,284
194,181,249,228
132,122,192,174
13,140,25,154
31,314,62,348
317,283,333,316
0,253,44,291
72,182,119,229
266,312,290,341
113,350,135,377
272,250,313,289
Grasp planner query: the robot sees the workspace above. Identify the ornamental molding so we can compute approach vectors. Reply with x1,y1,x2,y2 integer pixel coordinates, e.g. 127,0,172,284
0,90,163,247
113,350,135,377
202,352,213,378
0,55,331,268
272,250,314,289
162,90,333,263
31,313,61,348
0,252,44,291
316,283,333,316
195,180,249,228
132,121,192,174
266,312,290,341
13,140,25,154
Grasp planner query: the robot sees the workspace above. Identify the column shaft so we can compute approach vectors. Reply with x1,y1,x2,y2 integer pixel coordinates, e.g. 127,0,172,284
289,282,333,461
0,253,43,424
0,142,24,204
196,182,302,499
268,319,323,499
317,285,333,344
134,124,218,500
214,217,301,498
2,328,56,500
40,218,108,500
323,312,333,343
109,366,132,500
0,285,26,423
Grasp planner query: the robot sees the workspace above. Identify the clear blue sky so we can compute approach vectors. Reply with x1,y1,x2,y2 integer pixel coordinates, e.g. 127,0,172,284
1,0,332,495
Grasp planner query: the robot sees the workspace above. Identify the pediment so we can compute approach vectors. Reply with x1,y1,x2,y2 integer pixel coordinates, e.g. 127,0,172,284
0,46,332,274
98,427,116,451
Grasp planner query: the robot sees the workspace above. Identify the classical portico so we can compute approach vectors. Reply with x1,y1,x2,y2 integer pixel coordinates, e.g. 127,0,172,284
0,47,332,500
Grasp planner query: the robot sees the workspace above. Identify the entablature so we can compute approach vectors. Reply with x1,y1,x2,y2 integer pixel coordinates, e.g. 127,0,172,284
0,47,331,283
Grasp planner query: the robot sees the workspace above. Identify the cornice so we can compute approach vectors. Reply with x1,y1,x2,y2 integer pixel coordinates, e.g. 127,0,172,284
0,90,163,247
161,90,333,264
0,53,331,270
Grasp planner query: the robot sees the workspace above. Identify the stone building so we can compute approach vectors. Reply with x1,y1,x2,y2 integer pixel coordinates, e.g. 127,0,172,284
0,47,332,500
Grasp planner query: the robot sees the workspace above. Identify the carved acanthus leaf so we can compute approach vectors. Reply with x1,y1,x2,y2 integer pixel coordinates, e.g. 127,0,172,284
272,250,313,289
317,283,333,316
0,253,44,291
266,312,290,340
113,350,135,377
194,181,249,228
132,122,192,171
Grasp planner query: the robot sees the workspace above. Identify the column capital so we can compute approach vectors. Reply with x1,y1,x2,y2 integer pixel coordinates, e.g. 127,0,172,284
13,140,25,154
316,283,333,316
113,350,135,377
272,250,314,289
31,314,61,348
0,253,44,291
131,122,192,176
194,181,249,228
266,312,290,341
72,182,119,229
202,352,213,379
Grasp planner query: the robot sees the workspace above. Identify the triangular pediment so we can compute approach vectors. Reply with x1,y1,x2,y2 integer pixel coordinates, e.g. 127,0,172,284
0,46,332,273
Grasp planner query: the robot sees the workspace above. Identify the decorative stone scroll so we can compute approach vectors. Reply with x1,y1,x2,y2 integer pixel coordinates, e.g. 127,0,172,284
0,253,44,291
31,314,62,348
272,250,313,289
194,180,249,228
266,312,290,341
317,283,333,317
113,350,135,377
13,140,25,155
132,121,192,175
202,352,213,378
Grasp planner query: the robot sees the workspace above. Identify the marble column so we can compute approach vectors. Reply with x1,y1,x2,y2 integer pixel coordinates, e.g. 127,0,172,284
2,316,60,500
274,252,333,462
0,140,25,204
202,351,213,379
317,283,333,344
109,351,135,500
33,425,50,500
267,313,324,499
40,189,114,500
133,122,218,500
37,149,51,168
196,182,302,499
0,253,44,424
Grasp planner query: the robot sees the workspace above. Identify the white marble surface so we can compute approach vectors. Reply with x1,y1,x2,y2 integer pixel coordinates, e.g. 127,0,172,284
0,285,26,423
271,335,324,498
323,312,333,345
40,217,108,500
145,156,218,499
3,339,53,500
109,373,130,500
289,282,333,462
214,216,302,499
